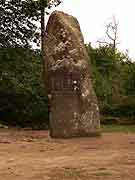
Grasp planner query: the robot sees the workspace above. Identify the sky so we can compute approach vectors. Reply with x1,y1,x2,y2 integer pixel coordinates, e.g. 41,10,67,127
49,0,135,60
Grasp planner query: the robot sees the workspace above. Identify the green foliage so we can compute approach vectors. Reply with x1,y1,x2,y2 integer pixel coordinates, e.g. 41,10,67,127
101,97,135,118
86,43,135,122
0,0,39,47
0,0,62,128
102,124,135,133
120,61,135,96
0,48,49,129
0,0,62,47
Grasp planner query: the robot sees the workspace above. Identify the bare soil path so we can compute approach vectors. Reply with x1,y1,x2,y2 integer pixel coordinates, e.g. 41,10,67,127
0,128,135,180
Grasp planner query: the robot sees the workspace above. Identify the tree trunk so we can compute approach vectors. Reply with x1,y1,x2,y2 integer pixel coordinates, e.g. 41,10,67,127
41,6,48,94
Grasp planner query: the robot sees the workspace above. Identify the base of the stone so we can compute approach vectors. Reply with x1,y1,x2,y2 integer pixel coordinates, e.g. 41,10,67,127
49,130,101,139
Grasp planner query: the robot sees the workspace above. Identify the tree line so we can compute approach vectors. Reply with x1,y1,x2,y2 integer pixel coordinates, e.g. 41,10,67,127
0,0,61,128
87,43,135,124
0,0,135,128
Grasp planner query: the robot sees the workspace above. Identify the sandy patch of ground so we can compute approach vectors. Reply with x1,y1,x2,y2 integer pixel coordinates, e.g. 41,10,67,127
0,129,135,180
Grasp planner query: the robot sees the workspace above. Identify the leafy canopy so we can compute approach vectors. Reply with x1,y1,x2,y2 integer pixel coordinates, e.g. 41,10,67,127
0,0,37,47
0,0,61,48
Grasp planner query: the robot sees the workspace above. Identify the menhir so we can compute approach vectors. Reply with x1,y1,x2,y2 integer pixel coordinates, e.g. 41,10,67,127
44,11,100,138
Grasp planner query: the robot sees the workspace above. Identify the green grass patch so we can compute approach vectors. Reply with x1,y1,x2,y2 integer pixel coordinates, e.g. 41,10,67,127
102,124,135,133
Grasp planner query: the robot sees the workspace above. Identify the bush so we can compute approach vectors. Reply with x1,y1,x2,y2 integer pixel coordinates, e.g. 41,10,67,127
0,88,49,129
101,96,135,118
0,48,49,129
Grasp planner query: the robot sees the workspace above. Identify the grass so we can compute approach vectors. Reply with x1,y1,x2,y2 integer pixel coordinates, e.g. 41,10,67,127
102,124,135,133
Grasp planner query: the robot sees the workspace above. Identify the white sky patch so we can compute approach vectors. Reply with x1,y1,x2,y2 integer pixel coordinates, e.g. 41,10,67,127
47,0,135,59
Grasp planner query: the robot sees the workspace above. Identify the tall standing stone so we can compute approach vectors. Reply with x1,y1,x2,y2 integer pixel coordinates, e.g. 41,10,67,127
44,11,100,138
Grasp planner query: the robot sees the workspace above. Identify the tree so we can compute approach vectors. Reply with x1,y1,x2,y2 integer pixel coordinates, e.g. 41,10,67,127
0,48,49,128
38,0,62,93
0,0,62,95
0,0,61,48
98,16,120,51
121,61,135,96
0,0,38,47
27,0,62,93
86,42,135,121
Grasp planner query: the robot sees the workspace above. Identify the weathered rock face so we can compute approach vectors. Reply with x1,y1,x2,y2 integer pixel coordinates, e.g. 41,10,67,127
44,11,100,138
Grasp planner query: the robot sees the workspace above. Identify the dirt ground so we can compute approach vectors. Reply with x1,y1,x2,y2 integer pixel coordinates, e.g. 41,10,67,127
0,129,135,180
